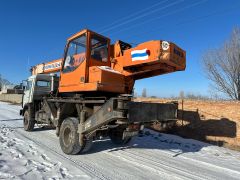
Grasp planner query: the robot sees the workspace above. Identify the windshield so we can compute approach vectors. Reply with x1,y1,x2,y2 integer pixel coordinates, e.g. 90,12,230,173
91,34,108,62
36,80,50,87
63,33,87,73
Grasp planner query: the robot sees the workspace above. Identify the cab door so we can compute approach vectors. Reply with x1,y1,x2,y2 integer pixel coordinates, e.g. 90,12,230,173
22,79,34,107
59,32,88,91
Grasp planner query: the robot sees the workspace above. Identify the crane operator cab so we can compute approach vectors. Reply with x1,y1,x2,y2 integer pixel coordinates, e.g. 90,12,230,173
59,29,126,94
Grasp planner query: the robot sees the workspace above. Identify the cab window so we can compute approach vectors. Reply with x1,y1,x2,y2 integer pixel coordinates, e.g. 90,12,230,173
91,34,108,62
36,80,50,87
63,34,86,73
25,80,32,91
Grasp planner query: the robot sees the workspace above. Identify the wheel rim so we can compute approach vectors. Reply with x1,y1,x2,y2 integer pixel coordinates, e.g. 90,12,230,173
63,127,73,147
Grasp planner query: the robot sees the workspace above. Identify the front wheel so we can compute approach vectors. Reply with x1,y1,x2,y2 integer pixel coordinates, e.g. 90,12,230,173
59,117,82,155
23,110,35,131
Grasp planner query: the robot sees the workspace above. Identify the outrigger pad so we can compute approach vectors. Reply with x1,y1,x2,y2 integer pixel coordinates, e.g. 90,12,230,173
128,101,178,123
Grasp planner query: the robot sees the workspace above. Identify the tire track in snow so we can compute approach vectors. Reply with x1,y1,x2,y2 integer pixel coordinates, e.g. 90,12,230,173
105,150,205,180
131,137,240,177
6,124,111,180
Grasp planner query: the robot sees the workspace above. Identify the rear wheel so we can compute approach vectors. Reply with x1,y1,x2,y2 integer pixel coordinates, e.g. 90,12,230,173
59,117,82,155
82,136,93,153
23,109,35,131
109,128,131,145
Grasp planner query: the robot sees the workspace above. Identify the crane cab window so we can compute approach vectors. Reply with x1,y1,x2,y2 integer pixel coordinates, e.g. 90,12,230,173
91,34,108,62
63,34,86,73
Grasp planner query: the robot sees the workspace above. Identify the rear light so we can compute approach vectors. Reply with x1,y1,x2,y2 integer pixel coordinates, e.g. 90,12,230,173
128,124,140,131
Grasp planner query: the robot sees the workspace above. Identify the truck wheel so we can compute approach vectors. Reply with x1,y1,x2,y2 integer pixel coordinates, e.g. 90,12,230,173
81,137,93,153
109,129,131,145
59,117,82,155
23,110,35,131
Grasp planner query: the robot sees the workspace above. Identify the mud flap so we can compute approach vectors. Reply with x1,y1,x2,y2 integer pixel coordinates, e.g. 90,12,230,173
20,109,23,116
123,130,139,140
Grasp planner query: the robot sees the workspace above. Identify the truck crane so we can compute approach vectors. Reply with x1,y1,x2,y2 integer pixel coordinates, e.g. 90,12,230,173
20,29,186,154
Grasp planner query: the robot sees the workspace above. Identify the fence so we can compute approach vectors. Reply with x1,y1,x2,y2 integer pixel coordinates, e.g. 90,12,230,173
0,94,22,104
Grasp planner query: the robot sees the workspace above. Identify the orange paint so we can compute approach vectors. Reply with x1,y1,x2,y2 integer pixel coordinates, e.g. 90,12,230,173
31,29,186,94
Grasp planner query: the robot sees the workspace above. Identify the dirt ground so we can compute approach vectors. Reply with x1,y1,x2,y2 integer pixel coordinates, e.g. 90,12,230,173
136,98,240,151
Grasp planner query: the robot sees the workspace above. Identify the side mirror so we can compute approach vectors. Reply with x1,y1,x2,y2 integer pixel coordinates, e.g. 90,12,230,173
22,80,27,90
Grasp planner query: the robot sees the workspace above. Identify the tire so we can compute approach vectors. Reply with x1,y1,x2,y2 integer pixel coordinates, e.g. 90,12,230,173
59,117,82,155
23,110,35,131
81,137,93,153
109,128,131,145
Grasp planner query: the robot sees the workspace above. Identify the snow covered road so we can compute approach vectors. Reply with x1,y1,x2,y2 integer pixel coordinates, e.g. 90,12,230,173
0,101,240,180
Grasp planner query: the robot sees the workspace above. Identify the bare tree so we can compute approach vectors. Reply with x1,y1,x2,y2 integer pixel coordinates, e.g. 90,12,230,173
142,88,147,97
0,74,13,91
202,27,240,100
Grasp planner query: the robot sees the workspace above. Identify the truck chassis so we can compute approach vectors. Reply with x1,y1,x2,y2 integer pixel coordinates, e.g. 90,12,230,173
21,93,177,154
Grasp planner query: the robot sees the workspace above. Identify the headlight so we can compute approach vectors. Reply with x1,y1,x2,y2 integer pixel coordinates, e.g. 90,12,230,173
162,41,170,51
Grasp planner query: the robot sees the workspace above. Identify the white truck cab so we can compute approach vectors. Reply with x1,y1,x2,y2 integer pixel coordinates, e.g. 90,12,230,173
21,74,59,113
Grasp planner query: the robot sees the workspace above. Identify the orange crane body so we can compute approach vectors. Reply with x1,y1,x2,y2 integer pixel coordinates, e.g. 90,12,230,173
31,29,186,94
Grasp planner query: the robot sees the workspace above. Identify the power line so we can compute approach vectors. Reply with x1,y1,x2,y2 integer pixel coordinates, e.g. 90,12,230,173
109,0,208,36
122,4,240,43
97,0,170,31
100,0,184,34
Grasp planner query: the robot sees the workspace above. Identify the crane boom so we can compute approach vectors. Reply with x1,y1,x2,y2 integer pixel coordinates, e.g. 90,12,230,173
31,58,62,75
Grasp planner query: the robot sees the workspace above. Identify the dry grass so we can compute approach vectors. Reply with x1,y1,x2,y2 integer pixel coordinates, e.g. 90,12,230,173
136,98,240,150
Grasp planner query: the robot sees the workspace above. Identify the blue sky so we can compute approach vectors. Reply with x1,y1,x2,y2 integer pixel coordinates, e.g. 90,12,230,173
0,0,239,97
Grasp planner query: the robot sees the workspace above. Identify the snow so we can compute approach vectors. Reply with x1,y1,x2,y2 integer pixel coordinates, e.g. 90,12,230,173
0,121,90,179
0,101,240,180
0,126,77,179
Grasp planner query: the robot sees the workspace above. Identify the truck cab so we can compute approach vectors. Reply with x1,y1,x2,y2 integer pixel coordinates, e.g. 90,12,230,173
21,74,59,115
